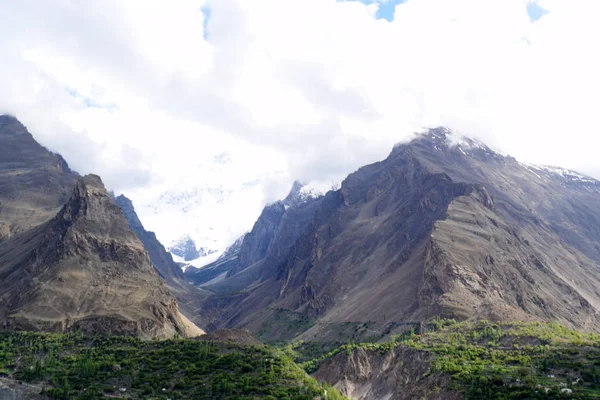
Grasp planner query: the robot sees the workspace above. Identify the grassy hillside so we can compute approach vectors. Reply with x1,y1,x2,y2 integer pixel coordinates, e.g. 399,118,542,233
0,331,345,399
302,320,600,399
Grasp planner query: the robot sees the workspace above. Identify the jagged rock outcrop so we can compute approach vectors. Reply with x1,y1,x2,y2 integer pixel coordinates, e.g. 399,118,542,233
185,182,324,287
0,174,202,338
218,233,247,261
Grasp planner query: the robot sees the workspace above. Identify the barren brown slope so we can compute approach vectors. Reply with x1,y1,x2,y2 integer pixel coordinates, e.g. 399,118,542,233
0,115,78,240
0,174,202,338
0,116,203,338
195,128,600,339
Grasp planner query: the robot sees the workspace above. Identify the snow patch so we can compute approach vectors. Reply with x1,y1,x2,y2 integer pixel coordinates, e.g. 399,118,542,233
522,163,599,186
441,128,509,159
298,181,339,200
171,253,186,264
181,250,225,272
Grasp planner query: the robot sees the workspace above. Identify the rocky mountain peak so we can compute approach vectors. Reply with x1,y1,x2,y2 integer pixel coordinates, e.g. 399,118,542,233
114,193,145,232
54,174,137,241
0,171,202,337
0,114,24,130
189,127,600,339
0,121,203,338
169,235,202,261
283,180,305,206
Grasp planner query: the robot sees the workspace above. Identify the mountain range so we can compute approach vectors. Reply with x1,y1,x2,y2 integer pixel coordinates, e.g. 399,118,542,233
123,150,288,269
5,114,600,398
186,127,600,341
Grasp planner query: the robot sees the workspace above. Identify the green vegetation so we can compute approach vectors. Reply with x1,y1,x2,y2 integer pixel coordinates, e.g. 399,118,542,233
257,309,316,341
299,319,600,399
420,320,600,399
0,331,346,399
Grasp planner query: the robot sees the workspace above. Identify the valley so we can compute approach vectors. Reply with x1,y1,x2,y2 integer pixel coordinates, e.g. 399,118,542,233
3,115,600,398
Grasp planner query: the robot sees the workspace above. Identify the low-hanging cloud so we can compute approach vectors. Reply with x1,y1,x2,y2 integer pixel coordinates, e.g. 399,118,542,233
1,0,600,197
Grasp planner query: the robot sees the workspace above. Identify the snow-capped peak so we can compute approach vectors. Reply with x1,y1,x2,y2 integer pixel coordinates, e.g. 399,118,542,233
282,180,339,208
125,148,287,272
299,181,339,199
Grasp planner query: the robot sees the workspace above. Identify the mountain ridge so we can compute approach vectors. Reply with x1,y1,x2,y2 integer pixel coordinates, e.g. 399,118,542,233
189,127,600,340
0,116,202,338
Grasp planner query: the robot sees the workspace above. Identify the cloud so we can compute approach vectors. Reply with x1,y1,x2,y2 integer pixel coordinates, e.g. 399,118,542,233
2,0,600,195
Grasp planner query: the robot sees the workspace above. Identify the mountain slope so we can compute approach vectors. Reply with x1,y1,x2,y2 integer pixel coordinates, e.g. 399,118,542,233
114,193,212,329
194,128,600,339
0,175,202,338
0,115,78,240
127,151,287,268
0,116,202,338
114,194,186,284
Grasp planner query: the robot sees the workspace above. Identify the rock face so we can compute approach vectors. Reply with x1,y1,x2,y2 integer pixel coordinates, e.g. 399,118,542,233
114,193,209,330
313,347,458,400
0,175,200,338
169,235,202,261
194,128,600,338
0,377,46,400
0,116,202,338
0,115,78,241
218,233,246,261
114,194,185,283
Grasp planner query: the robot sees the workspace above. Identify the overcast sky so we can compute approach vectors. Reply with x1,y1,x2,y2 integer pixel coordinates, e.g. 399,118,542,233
2,0,600,196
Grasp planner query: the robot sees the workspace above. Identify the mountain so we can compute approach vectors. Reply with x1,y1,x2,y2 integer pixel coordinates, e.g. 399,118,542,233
218,233,246,261
180,233,249,288
169,234,202,261
0,115,78,241
113,193,212,329
192,127,600,339
125,151,287,269
0,116,202,338
113,194,186,284
184,181,331,287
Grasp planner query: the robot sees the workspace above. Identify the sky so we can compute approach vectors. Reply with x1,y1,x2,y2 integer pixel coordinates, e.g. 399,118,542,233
1,0,600,201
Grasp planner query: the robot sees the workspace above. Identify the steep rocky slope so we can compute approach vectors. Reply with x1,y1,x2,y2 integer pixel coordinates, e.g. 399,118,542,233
185,182,325,286
0,116,202,338
0,115,78,240
114,194,186,284
194,128,600,339
312,320,600,399
0,175,201,338
114,193,212,329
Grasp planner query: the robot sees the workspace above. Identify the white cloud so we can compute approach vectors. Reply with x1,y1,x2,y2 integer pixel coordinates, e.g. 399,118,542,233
2,0,600,242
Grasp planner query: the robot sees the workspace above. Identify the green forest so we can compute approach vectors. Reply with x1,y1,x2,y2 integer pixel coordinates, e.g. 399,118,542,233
0,331,344,400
